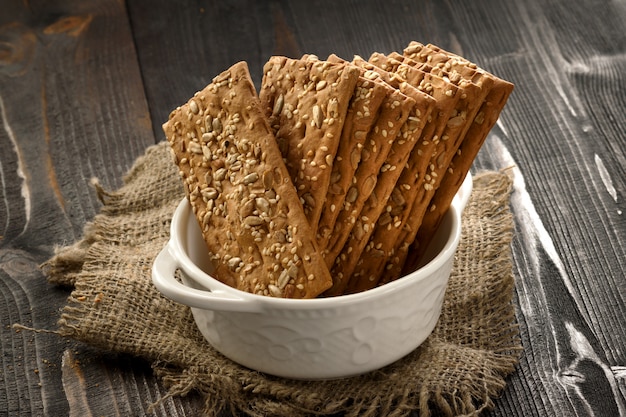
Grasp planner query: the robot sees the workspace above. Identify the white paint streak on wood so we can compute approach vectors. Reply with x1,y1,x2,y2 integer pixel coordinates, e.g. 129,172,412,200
490,135,626,414
563,322,626,416
517,2,584,119
594,154,617,202
0,94,31,235
61,349,94,417
0,159,9,236
594,154,621,215
612,366,626,379
496,118,508,137
491,135,568,280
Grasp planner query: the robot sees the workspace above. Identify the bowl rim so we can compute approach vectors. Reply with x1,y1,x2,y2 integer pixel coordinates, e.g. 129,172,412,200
164,174,472,309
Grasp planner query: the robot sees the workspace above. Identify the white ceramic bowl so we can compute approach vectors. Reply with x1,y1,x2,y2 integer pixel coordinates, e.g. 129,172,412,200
152,175,472,380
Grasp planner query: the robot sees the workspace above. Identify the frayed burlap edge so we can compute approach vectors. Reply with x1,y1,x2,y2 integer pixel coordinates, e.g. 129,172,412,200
42,142,521,417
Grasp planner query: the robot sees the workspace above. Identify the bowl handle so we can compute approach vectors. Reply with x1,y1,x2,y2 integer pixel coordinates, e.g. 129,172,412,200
452,173,473,213
152,244,262,312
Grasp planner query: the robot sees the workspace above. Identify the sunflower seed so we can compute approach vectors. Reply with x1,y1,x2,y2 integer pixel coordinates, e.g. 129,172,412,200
346,186,358,203
327,97,338,118
272,94,284,116
189,99,199,114
212,117,223,134
228,257,242,270
313,104,323,128
244,216,264,227
243,172,259,185
255,197,270,213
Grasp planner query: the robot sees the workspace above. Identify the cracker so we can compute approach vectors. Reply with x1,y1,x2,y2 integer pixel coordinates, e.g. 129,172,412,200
387,51,431,72
403,42,454,69
402,43,511,130
163,61,332,299
400,44,514,274
322,83,414,268
401,43,496,96
423,43,514,129
377,51,488,150
343,54,467,293
316,69,388,255
319,55,415,269
323,56,436,296
259,56,360,232
378,51,489,265
376,52,497,284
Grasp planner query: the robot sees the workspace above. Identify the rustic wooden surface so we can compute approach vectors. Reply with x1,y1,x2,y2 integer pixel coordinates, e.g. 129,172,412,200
1,0,625,415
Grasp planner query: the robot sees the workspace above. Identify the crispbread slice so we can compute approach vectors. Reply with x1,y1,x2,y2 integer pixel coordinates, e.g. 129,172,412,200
400,43,514,274
319,55,416,270
316,72,388,253
347,53,492,290
259,56,360,232
322,84,414,265
389,50,494,106
403,42,453,70
338,55,459,292
403,43,512,132
368,53,494,286
163,61,332,299
373,52,488,173
323,56,436,296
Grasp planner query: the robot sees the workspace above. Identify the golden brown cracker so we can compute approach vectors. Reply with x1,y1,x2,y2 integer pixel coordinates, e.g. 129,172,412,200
403,42,512,133
342,54,464,293
316,72,388,253
402,43,496,98
405,136,495,272
163,61,332,299
325,92,432,295
396,43,514,275
323,56,436,295
259,56,360,231
322,81,415,267
317,56,417,268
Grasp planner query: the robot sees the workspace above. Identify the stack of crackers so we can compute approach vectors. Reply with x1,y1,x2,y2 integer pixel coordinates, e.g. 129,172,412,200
162,41,513,299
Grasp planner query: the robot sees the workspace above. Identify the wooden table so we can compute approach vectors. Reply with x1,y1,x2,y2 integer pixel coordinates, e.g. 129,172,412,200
2,0,625,415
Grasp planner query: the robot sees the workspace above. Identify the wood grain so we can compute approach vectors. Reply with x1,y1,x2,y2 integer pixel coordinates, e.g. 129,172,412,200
0,0,194,415
1,0,625,415
466,1,626,415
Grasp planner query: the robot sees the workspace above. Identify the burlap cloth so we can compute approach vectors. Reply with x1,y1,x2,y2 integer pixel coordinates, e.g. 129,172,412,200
42,141,521,417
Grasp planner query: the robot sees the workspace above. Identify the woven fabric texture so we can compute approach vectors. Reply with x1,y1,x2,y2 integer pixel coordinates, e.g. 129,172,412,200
43,141,521,417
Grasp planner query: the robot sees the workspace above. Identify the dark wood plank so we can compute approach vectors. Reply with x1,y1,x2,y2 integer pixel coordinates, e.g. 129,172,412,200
0,0,198,415
60,348,204,417
465,0,626,414
1,0,152,245
126,0,451,138
2,0,625,415
127,0,626,416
